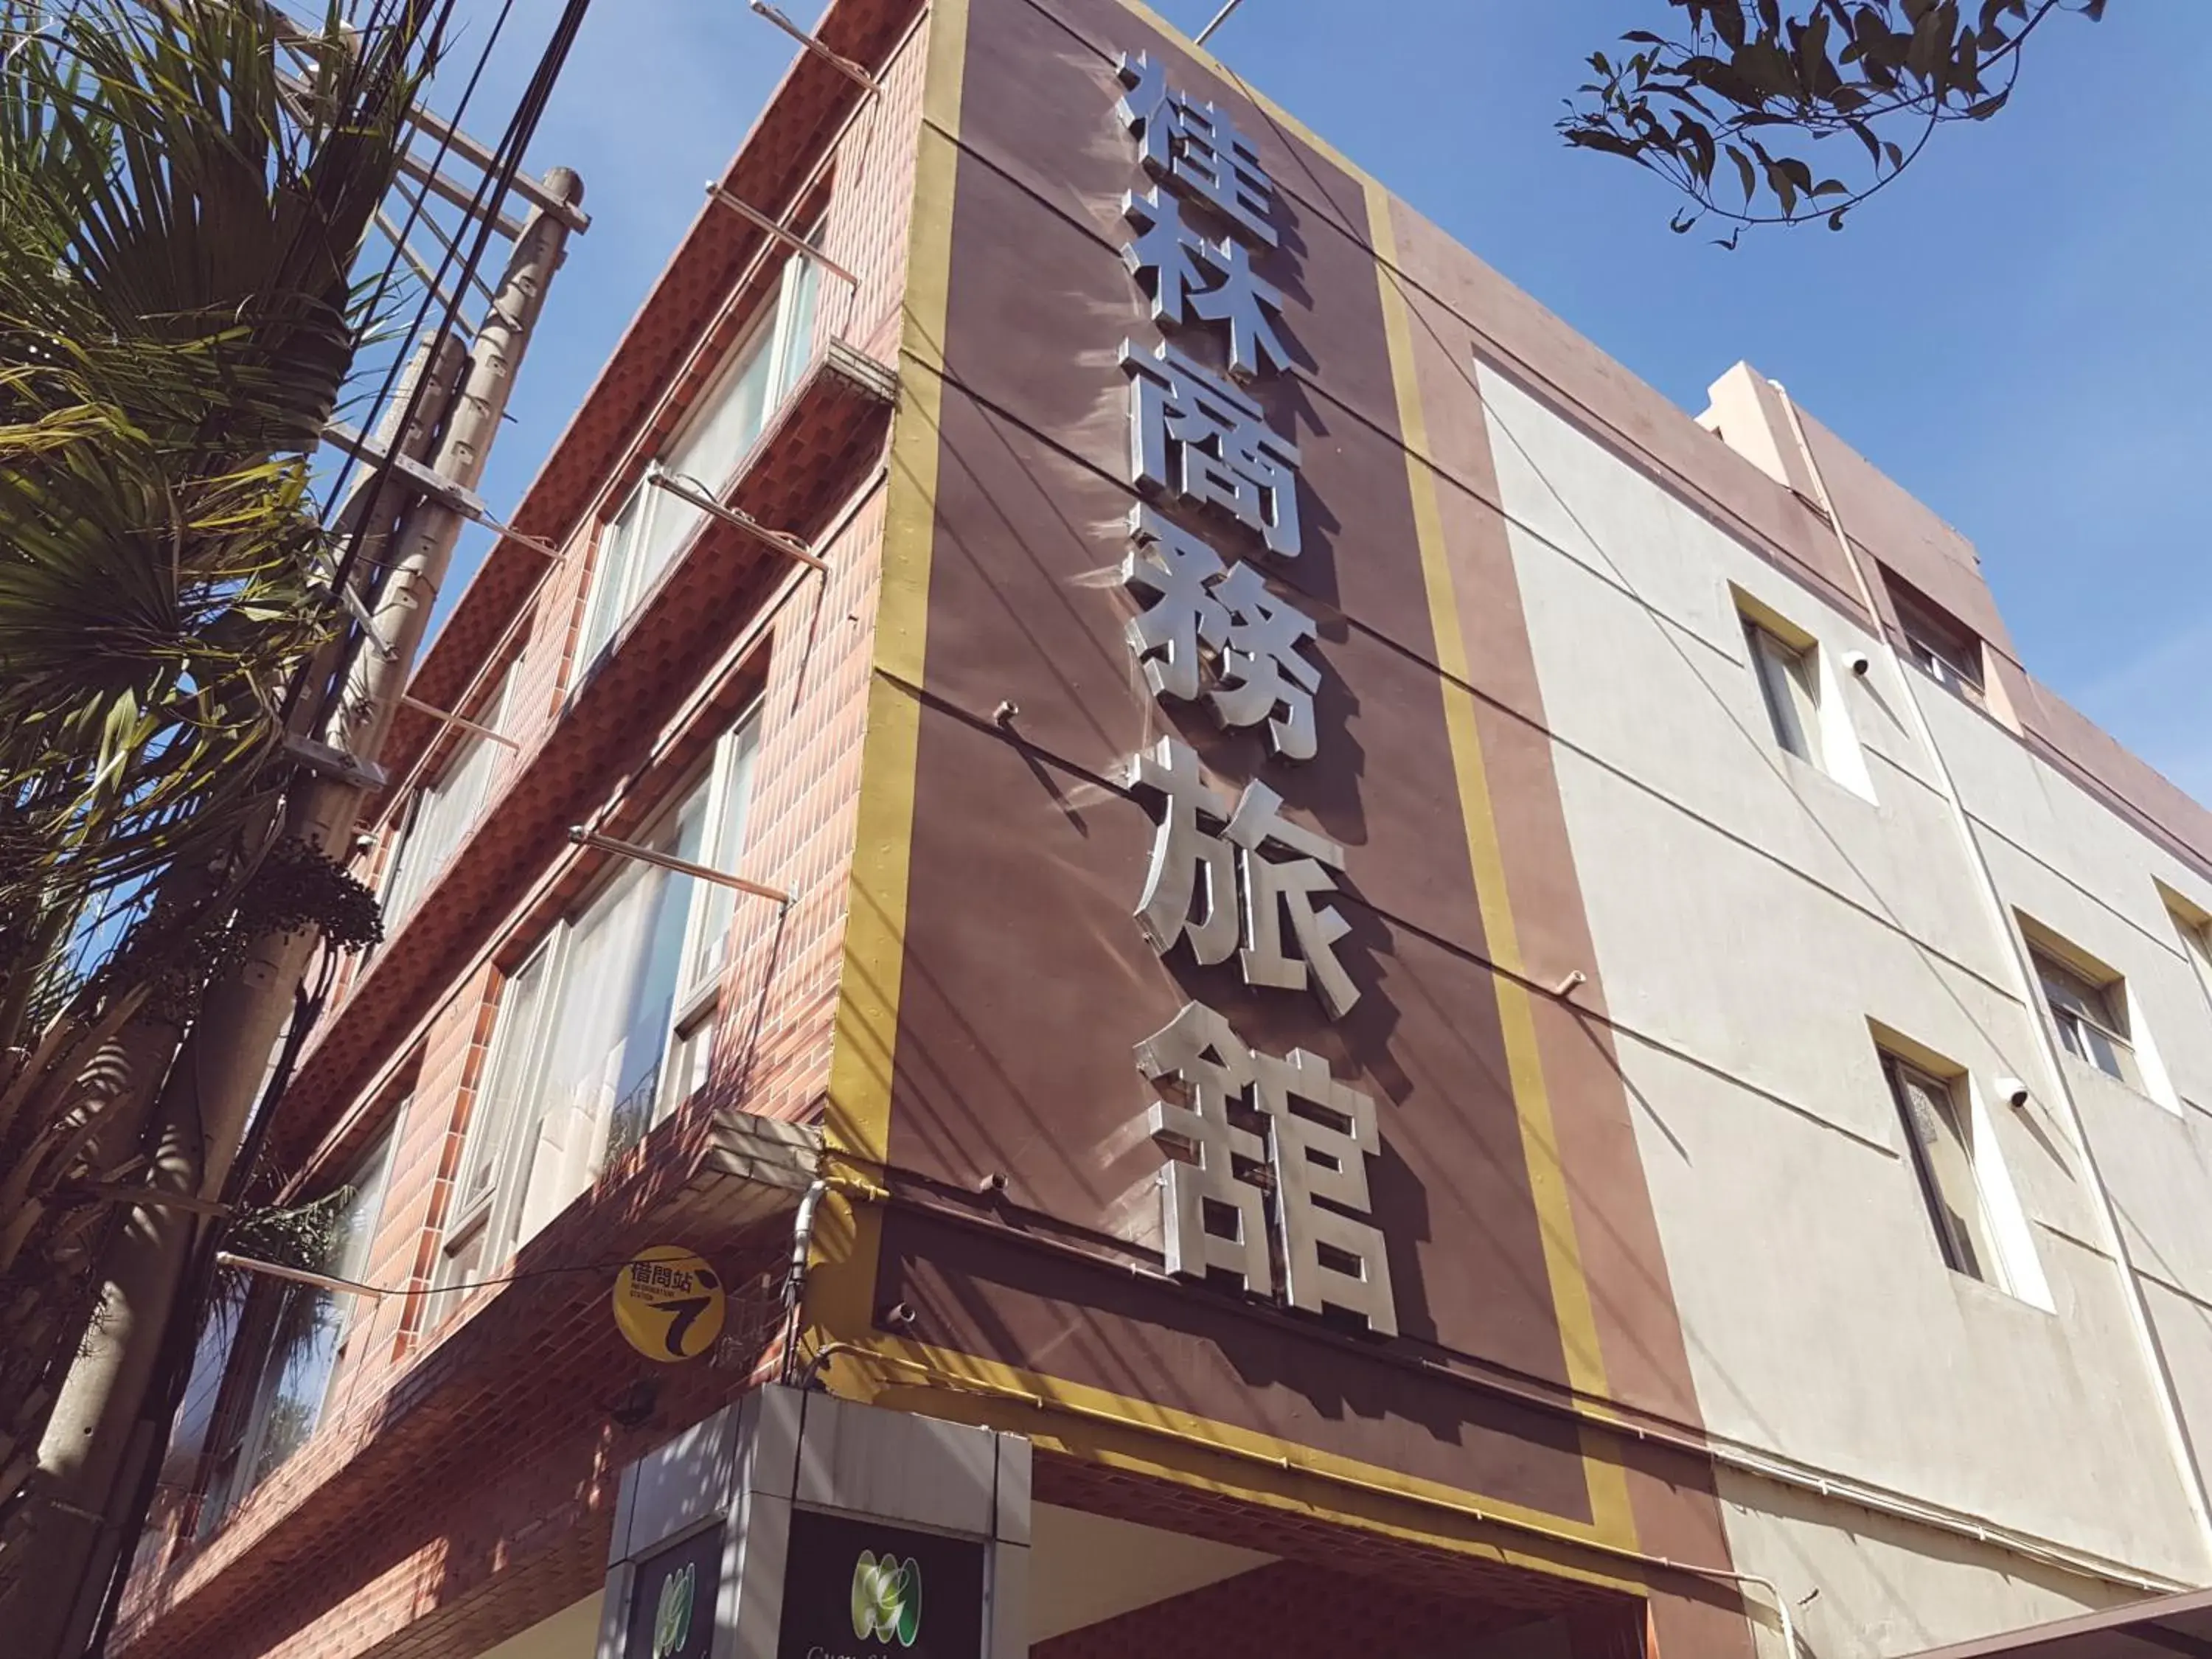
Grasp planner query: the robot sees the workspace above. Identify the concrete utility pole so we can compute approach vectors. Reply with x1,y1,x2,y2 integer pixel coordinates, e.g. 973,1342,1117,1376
5,168,583,1659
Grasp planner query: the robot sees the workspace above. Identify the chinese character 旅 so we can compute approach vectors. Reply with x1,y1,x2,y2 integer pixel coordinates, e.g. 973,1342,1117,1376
1128,740,1360,1020
1126,734,1240,968
1225,779,1358,1018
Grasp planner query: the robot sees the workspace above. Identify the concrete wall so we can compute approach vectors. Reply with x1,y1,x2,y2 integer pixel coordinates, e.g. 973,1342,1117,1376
1480,359,2212,1654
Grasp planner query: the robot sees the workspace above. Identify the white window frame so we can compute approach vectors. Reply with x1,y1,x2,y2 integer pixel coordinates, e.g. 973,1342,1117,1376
1743,614,1822,767
2031,946,2140,1089
1905,633,1984,706
1890,582,1987,708
1883,1054,2006,1289
430,708,765,1314
2183,914,2212,991
380,662,516,928
201,1127,395,1526
577,246,823,667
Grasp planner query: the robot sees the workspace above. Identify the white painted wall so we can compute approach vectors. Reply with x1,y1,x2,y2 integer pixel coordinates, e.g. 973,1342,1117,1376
1479,363,2212,1655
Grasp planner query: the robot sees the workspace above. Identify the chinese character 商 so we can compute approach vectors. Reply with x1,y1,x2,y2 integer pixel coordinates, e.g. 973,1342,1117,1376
1122,340,1302,559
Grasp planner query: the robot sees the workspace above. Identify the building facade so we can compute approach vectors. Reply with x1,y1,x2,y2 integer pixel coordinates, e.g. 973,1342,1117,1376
114,1,2212,1656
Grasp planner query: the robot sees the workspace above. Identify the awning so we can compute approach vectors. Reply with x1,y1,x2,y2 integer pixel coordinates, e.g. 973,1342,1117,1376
1906,1587,2212,1658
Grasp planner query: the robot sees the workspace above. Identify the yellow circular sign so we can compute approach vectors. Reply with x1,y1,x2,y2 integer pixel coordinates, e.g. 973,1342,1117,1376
612,1246,726,1363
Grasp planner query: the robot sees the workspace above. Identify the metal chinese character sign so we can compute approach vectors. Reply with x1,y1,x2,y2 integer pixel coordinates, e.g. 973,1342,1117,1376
1122,340,1303,559
1138,1004,1397,1336
1104,46,1397,1334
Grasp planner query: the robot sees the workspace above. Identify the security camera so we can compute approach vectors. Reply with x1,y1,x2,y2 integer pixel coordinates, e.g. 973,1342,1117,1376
1846,651,1872,678
1995,1076,2031,1109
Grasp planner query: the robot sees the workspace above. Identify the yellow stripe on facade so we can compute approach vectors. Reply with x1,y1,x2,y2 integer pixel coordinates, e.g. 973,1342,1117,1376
845,1337,1653,1599
1366,177,1642,1556
810,0,973,1342
813,0,1648,1589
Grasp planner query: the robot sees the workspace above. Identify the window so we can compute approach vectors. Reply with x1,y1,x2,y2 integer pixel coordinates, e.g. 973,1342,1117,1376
2031,947,2140,1088
432,709,764,1306
578,246,824,666
2162,888,2212,1010
1743,614,1822,766
1883,1055,2003,1285
381,662,515,928
199,1129,394,1526
1887,574,1985,707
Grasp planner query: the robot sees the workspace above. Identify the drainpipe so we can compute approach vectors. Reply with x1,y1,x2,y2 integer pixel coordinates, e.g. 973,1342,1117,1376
1775,383,2212,1568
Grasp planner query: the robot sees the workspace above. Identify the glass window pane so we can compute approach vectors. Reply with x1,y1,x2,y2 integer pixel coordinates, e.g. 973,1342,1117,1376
2034,949,2134,1085
582,486,649,665
775,251,822,403
637,324,779,598
502,779,712,1244
686,715,764,995
589,254,818,658
1889,1060,1998,1284
383,667,512,928
459,948,552,1210
229,1133,392,1499
1747,621,1817,764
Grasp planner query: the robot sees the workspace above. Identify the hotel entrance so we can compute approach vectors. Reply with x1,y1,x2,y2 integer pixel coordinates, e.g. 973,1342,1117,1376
586,1385,1660,1659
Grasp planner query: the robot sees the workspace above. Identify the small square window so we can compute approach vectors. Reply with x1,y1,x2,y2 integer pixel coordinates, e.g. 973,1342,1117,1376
1885,573,1986,708
2029,947,2139,1088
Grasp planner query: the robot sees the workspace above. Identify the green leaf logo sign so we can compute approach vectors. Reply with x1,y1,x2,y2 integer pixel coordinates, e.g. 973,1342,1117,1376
849,1549,922,1647
652,1561,695,1659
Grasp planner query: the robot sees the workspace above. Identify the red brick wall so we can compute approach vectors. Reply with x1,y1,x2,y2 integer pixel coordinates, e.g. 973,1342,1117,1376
114,4,931,1655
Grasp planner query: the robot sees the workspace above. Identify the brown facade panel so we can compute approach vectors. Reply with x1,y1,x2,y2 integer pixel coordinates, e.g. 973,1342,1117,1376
841,6,1752,1652
875,1206,1595,1523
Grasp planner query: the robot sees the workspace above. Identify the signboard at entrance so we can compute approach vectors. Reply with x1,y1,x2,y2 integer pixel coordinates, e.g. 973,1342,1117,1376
625,1523,721,1659
612,1245,726,1362
776,1509,984,1659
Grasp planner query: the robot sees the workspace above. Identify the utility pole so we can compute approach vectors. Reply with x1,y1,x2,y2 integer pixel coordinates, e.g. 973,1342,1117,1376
4,167,585,1659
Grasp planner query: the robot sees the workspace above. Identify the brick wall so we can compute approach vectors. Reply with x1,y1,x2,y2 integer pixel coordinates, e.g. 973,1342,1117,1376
114,6,929,1657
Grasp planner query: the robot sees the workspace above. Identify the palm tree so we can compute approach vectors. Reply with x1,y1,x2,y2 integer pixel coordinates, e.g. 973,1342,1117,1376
0,0,434,1567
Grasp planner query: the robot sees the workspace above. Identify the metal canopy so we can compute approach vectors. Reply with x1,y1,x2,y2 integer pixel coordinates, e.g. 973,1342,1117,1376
1905,1588,2212,1658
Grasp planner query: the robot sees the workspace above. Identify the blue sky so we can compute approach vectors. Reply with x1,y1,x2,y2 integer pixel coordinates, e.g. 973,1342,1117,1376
425,1,2212,799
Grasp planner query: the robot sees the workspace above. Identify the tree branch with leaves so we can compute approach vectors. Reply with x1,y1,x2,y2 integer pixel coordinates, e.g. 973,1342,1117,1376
1560,0,2107,243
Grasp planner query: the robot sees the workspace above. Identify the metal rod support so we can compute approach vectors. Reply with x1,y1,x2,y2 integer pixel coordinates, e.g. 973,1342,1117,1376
568,827,791,905
703,183,860,288
647,469,830,573
398,104,591,232
372,206,463,317
321,420,490,521
467,508,568,562
1195,0,1248,46
400,695,521,750
394,146,528,241
386,171,505,310
215,1252,385,1301
748,1,883,94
